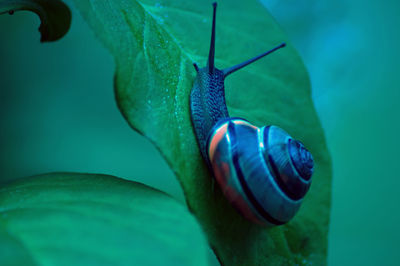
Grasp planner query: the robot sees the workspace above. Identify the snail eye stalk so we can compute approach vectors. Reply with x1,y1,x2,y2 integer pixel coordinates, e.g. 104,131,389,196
207,2,217,74
223,43,286,77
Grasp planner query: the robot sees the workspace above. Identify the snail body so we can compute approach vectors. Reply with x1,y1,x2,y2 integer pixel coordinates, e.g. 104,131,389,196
190,3,314,226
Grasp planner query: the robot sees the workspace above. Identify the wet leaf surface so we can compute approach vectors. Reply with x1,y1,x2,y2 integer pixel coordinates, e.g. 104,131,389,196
0,173,208,266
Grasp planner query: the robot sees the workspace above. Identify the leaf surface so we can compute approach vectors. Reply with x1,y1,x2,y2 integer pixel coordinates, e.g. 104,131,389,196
0,0,332,264
0,173,208,266
70,0,332,265
0,227,37,266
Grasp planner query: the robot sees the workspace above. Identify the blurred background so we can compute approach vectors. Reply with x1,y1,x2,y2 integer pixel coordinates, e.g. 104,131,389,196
0,0,399,265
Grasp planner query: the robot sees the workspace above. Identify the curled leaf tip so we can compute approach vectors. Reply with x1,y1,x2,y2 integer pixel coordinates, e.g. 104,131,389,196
0,0,71,42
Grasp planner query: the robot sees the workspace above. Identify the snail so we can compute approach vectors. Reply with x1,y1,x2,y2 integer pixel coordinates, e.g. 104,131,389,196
190,2,314,226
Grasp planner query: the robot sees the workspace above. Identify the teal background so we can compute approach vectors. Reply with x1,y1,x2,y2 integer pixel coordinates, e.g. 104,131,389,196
0,0,399,265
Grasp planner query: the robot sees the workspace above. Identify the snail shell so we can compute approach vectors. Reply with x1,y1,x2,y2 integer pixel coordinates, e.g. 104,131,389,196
207,118,313,225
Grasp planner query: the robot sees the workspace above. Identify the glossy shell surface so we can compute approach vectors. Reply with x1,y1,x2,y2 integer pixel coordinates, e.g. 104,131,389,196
206,118,313,225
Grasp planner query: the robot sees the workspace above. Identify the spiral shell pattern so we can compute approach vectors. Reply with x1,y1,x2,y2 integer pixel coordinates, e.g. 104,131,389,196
206,118,313,225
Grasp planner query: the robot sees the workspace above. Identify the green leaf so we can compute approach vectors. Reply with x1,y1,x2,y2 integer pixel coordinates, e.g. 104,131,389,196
0,173,208,266
0,227,37,266
0,0,71,42
69,0,332,265
1,0,331,264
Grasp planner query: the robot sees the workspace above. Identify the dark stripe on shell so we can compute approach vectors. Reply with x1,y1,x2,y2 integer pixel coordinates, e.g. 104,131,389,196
228,121,285,226
262,127,304,201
